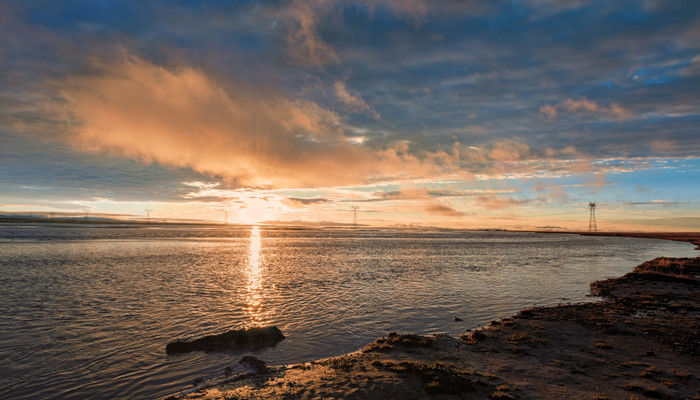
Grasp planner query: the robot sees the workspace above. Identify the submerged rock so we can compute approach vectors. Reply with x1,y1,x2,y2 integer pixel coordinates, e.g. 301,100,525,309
166,326,285,354
239,356,268,374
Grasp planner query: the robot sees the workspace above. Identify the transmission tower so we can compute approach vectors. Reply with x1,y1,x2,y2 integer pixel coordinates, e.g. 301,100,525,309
145,209,153,222
588,202,597,232
351,206,359,228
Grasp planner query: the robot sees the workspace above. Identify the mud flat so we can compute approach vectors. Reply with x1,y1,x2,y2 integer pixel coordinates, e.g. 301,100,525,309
171,233,700,400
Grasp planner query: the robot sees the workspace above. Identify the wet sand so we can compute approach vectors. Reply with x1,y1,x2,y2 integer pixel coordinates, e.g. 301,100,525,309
170,233,700,399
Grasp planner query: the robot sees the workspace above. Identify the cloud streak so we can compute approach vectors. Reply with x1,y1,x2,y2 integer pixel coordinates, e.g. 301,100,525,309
334,81,380,119
286,0,338,67
425,201,463,217
540,97,632,121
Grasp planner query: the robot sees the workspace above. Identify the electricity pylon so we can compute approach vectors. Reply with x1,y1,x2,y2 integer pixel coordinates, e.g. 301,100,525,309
588,202,597,232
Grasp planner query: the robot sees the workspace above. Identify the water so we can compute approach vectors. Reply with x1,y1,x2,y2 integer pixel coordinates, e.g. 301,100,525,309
0,223,696,399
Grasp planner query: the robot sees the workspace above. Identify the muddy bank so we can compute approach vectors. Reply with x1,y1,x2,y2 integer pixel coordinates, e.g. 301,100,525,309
171,233,700,400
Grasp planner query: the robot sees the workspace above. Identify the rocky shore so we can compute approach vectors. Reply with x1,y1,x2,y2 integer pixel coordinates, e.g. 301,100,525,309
172,233,700,400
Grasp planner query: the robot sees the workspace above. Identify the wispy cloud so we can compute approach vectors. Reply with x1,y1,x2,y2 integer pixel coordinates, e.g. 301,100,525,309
334,81,380,119
424,201,463,217
541,97,632,121
286,0,338,67
474,195,530,210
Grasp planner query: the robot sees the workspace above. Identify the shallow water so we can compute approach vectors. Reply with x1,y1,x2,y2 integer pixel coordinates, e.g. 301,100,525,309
0,224,696,399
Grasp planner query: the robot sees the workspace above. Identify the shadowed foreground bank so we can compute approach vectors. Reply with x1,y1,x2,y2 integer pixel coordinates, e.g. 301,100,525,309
170,233,700,400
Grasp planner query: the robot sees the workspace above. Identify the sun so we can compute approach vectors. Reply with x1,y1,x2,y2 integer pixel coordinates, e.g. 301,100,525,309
239,198,274,224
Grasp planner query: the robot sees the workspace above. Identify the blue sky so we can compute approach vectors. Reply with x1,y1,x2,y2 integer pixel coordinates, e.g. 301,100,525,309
1,0,699,230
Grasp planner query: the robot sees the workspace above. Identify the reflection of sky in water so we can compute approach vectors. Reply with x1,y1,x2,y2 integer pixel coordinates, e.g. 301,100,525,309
243,226,264,325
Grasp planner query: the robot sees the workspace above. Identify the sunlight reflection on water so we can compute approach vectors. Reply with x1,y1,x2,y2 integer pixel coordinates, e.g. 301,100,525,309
243,226,265,326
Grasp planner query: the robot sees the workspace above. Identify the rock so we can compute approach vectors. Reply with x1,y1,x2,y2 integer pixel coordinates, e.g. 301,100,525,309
192,377,205,386
239,355,268,373
166,326,285,354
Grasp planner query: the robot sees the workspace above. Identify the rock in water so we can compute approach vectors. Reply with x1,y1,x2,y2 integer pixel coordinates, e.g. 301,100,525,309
239,356,268,374
166,326,285,354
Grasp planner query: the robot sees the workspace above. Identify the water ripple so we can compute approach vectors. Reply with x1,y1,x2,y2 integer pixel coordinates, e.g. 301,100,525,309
0,224,696,399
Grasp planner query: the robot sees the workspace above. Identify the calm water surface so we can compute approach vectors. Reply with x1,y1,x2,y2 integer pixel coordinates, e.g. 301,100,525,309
0,224,696,399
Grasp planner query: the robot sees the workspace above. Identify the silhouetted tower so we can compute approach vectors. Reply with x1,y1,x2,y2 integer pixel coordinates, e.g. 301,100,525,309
145,209,153,223
351,206,359,228
83,208,89,221
588,202,597,232
224,209,229,225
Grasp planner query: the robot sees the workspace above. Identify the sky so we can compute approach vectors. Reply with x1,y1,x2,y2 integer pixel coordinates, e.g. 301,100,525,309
1,0,699,231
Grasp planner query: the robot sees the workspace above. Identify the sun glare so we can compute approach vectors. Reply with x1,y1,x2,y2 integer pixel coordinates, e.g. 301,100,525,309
239,197,274,224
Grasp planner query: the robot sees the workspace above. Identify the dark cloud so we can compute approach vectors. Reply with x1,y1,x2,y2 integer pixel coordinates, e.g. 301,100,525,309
474,195,531,210
0,131,205,202
285,197,331,205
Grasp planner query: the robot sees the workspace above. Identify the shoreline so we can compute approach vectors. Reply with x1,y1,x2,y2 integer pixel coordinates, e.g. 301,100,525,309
171,232,700,399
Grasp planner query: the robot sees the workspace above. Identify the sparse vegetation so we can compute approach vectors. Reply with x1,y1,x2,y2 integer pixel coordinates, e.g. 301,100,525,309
490,391,514,399
639,366,662,378
619,360,650,368
672,369,692,380
658,378,677,388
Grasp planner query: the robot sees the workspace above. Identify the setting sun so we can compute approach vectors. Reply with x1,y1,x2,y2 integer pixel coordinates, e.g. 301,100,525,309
237,197,275,224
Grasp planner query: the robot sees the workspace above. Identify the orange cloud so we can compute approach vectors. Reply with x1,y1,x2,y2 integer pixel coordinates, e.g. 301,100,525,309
425,200,463,217
334,81,380,119
488,141,530,162
59,56,371,187
561,97,601,112
474,195,528,209
541,97,632,120
539,104,557,120
287,0,338,66
56,56,479,189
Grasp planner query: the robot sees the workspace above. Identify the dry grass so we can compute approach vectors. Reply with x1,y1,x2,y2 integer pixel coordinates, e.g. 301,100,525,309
619,360,650,368
639,366,662,378
658,378,677,388
490,391,514,400
672,369,692,380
